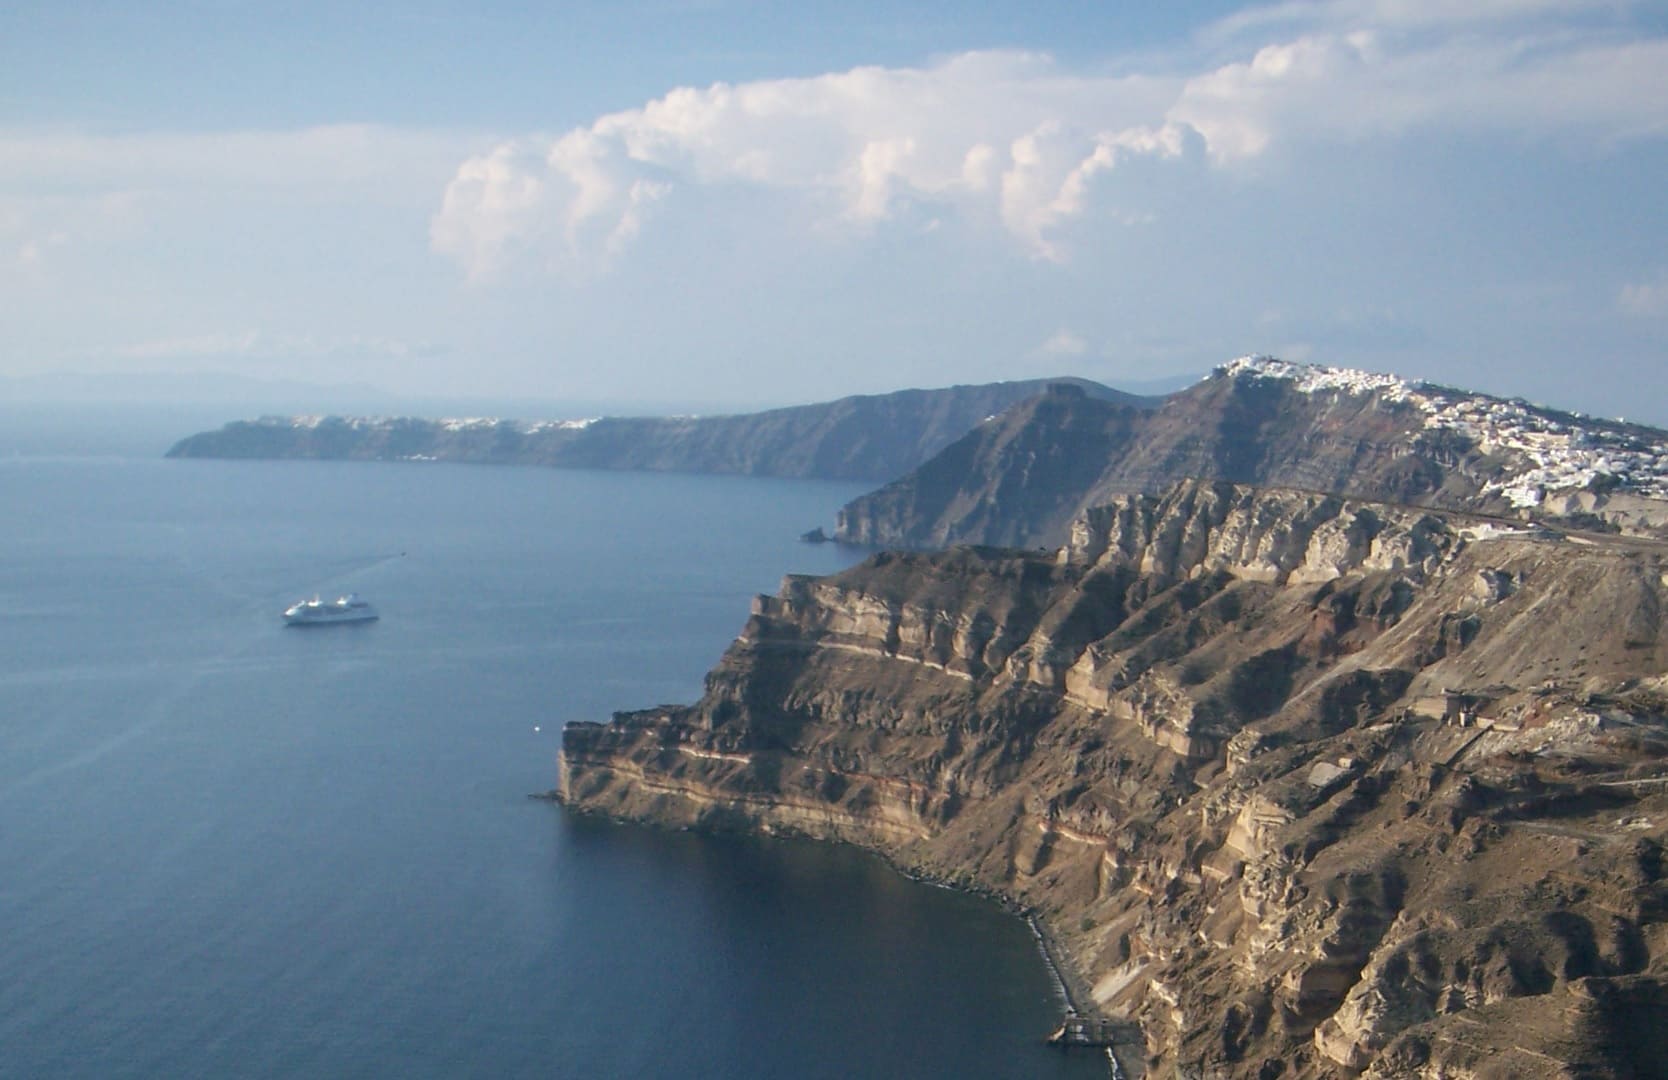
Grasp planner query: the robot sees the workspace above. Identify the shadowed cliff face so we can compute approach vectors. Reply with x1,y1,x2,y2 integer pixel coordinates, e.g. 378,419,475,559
561,479,1668,1079
832,384,1152,548
836,367,1668,549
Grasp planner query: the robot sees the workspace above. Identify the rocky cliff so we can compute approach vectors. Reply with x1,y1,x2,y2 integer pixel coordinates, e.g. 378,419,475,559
837,358,1668,548
560,478,1668,1078
165,377,1153,483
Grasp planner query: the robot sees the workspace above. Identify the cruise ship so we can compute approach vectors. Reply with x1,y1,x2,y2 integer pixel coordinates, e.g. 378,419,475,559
282,593,379,626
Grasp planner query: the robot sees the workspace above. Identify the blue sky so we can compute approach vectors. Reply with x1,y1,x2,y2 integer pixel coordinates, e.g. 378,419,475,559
3,0,1667,419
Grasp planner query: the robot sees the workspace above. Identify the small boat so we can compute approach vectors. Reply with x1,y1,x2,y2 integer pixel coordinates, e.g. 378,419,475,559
283,593,379,626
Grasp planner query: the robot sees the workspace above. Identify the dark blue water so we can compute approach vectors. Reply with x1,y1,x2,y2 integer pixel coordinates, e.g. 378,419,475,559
0,447,1104,1079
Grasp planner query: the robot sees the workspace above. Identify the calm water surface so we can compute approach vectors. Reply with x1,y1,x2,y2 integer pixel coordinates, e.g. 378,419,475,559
0,444,1105,1079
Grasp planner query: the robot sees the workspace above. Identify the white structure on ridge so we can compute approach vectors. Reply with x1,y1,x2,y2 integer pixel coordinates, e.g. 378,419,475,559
1221,356,1668,509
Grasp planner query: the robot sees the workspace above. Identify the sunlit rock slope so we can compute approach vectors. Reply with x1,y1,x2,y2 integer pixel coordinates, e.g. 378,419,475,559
563,479,1668,1078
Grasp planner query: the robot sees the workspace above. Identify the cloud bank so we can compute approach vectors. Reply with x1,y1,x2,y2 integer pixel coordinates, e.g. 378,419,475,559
431,1,1668,279
431,52,1187,273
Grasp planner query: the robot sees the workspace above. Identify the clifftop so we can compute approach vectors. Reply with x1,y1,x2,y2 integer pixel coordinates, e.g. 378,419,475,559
1223,356,1668,508
837,357,1668,549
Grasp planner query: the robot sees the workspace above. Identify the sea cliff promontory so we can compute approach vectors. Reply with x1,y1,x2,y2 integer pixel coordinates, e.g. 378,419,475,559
836,358,1668,549
561,408,1668,1075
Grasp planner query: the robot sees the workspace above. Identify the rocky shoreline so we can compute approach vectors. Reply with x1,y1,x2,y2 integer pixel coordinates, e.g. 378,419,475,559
547,791,1130,1068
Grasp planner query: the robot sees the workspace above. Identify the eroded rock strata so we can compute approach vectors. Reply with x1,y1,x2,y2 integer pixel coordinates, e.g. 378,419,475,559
560,479,1668,1078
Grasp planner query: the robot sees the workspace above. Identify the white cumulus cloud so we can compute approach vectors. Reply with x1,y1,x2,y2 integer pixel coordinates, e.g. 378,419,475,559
430,51,1189,276
1171,26,1668,163
1038,329,1089,356
431,4,1668,279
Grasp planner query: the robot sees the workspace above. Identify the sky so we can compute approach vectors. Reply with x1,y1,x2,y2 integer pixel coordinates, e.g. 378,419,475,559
3,0,1667,419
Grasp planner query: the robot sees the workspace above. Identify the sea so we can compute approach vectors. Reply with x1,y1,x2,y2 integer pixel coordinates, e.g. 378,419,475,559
0,410,1108,1080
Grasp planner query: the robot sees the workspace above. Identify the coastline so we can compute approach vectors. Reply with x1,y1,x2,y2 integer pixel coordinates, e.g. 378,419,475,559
547,796,1136,1072
540,379,1668,1075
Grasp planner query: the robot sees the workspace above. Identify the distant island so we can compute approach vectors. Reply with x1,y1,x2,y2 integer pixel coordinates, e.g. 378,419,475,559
165,376,1156,484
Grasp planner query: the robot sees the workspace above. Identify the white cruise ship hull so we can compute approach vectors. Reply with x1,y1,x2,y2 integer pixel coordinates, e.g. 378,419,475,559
282,595,379,626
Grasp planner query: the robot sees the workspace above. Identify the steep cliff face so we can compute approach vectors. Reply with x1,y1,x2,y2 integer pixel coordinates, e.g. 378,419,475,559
836,358,1668,548
561,479,1668,1078
833,383,1150,548
165,377,1155,483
